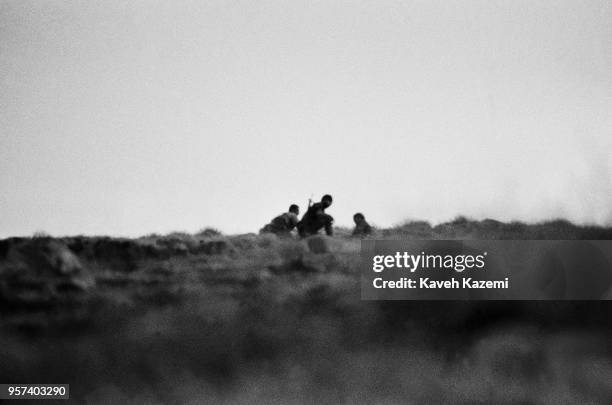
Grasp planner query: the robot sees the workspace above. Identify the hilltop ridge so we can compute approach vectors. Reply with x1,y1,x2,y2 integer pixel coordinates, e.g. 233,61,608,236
1,217,612,403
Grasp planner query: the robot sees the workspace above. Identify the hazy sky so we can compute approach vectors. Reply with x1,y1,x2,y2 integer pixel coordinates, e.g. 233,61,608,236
1,0,611,237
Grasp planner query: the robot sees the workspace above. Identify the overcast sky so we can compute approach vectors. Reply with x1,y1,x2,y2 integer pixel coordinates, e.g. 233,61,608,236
1,0,611,237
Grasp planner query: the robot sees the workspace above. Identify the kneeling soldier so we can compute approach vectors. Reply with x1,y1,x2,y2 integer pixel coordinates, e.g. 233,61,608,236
297,194,334,237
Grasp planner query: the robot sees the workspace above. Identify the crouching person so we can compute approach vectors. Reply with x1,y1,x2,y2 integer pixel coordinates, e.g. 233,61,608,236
352,212,373,237
297,194,334,237
260,204,300,237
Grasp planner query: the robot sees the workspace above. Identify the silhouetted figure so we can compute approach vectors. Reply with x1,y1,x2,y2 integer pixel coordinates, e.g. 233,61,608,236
297,195,334,237
352,212,373,236
260,204,300,237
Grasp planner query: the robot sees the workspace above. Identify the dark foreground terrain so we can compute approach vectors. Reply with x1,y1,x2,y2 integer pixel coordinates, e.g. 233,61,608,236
1,218,612,404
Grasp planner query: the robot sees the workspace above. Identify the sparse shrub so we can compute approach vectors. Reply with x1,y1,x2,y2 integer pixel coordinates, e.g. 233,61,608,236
196,227,222,238
448,216,469,226
32,230,50,239
165,231,192,240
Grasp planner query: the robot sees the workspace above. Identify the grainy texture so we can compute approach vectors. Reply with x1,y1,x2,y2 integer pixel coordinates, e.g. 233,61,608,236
1,219,612,404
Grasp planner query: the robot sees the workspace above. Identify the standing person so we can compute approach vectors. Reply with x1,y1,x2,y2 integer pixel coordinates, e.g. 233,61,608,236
352,212,373,236
297,194,334,237
260,204,300,237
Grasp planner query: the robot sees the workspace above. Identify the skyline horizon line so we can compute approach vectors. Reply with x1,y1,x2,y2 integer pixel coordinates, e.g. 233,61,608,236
4,212,612,239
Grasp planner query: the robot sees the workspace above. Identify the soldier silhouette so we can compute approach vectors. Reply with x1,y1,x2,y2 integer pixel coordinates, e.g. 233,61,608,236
352,212,373,236
296,194,334,237
260,204,300,237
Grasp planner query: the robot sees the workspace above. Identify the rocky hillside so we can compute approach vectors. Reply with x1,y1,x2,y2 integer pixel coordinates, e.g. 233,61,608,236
1,218,611,403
